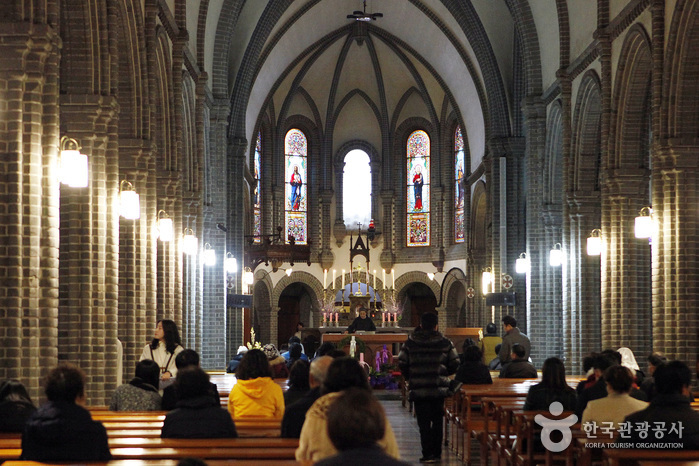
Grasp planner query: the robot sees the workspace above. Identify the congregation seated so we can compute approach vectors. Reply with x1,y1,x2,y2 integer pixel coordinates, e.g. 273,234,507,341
618,346,645,386
524,357,576,411
639,352,667,402
109,359,161,411
282,336,309,363
581,364,648,432
161,366,237,438
285,342,305,369
315,387,412,466
479,322,502,366
0,379,36,432
313,342,337,359
162,349,220,411
499,344,537,378
454,345,492,384
263,343,290,378
281,355,333,438
296,356,400,463
21,363,111,462
619,360,699,449
229,348,285,419
226,345,248,373
284,359,310,406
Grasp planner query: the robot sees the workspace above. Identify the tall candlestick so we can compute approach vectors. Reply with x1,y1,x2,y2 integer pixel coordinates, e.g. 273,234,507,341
350,268,353,293
323,269,327,289
383,269,386,290
392,269,395,289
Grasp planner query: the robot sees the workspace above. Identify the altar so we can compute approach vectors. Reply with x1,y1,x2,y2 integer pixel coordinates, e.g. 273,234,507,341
322,332,409,367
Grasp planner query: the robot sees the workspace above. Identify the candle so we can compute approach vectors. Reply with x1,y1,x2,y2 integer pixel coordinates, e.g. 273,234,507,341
383,270,386,290
342,270,345,289
336,312,339,323
360,353,364,363
333,269,336,288
382,312,385,323
392,269,395,289
323,312,327,324
323,269,327,289
393,312,397,323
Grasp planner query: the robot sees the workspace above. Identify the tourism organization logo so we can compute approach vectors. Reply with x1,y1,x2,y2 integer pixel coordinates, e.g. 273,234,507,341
535,402,686,451
534,402,578,452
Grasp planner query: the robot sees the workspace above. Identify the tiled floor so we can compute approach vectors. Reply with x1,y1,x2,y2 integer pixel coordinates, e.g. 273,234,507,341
382,398,465,465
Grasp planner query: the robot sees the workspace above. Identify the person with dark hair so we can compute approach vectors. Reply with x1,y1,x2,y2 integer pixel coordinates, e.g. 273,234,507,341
161,367,237,438
575,353,618,417
499,344,537,378
21,363,111,461
285,359,311,406
524,357,577,411
282,355,334,438
577,353,599,393
346,306,377,334
480,322,502,366
489,343,503,370
620,361,699,449
282,336,309,362
286,342,304,369
498,315,531,367
582,365,647,431
398,312,460,463
296,357,400,462
139,319,184,385
228,348,284,419
455,346,493,384
315,388,412,466
109,359,161,411
294,321,304,339
639,352,667,401
227,346,248,373
263,343,291,378
314,341,337,359
0,380,36,432
161,349,220,410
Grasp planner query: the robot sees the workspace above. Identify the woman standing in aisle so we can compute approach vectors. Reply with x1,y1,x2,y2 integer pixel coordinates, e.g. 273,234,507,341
140,319,184,387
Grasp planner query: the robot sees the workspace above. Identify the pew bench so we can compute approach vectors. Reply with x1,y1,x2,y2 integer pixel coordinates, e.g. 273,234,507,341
603,448,699,466
4,461,299,466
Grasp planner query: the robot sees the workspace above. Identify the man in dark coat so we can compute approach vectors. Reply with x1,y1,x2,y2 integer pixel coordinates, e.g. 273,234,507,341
281,355,333,438
398,312,460,463
498,315,531,366
499,344,537,378
620,360,699,449
162,349,220,411
161,366,237,438
21,363,111,462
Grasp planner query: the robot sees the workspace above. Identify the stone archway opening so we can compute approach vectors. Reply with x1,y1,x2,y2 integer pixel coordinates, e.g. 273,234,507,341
402,282,438,327
277,282,314,349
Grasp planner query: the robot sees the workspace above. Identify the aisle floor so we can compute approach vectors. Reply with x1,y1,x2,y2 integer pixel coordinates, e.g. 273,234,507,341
382,399,465,465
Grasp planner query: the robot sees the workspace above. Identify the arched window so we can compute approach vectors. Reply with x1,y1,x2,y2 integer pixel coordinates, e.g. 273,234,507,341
343,149,371,227
253,132,262,243
454,126,465,243
407,130,430,246
285,129,308,244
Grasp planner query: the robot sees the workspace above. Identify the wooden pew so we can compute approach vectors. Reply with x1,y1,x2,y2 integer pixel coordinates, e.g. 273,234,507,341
603,448,699,466
4,461,300,466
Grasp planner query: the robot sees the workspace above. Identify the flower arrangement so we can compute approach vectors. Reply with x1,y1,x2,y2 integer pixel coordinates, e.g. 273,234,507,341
383,294,405,322
369,345,399,390
318,294,335,323
246,327,262,350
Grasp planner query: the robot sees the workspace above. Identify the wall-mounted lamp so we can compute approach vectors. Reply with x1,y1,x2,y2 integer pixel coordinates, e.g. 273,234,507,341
481,267,492,296
59,137,88,187
182,228,198,256
427,272,436,280
203,243,216,266
225,253,237,274
634,206,653,239
157,210,173,242
119,180,140,219
587,229,602,256
549,243,563,267
515,252,530,274
243,267,255,293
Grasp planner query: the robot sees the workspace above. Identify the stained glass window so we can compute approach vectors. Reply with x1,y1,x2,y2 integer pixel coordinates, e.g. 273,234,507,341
407,130,430,247
285,129,307,245
454,126,465,243
343,149,372,227
253,132,262,243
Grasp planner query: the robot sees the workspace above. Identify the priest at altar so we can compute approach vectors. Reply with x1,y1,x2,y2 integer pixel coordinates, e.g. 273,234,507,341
345,307,377,334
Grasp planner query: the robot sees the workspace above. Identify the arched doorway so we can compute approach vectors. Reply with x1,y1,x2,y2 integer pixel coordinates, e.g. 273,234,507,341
277,282,313,348
403,282,438,327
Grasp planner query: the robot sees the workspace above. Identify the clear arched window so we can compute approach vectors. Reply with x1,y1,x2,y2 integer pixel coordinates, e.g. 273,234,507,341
454,126,465,243
407,130,430,246
253,132,262,243
285,129,308,244
343,149,372,228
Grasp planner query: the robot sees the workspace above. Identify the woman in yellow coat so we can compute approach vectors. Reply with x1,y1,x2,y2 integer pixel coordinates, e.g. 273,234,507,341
228,349,284,419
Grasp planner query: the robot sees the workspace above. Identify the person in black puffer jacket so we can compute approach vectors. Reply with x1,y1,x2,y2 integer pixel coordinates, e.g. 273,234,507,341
398,312,460,463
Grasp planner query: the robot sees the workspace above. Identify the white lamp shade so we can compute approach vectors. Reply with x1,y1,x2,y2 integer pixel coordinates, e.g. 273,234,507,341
243,270,254,286
427,273,435,280
587,236,602,256
549,248,563,267
635,215,652,239
60,149,88,187
158,218,174,242
515,256,530,274
481,271,492,295
225,256,237,274
183,234,198,256
203,248,216,266
119,190,140,219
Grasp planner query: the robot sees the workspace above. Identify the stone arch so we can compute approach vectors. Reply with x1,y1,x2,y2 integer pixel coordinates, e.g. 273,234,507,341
571,71,603,193
271,271,323,319
395,270,441,327
251,271,274,348
440,268,468,328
